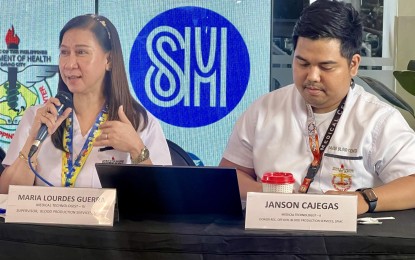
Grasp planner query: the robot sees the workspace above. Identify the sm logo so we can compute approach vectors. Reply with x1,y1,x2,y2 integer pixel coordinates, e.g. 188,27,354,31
129,6,250,127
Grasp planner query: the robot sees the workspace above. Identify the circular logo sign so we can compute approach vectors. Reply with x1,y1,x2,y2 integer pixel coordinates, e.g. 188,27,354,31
130,6,250,127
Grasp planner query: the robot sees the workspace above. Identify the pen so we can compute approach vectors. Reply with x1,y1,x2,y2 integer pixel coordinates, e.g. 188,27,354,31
0,208,6,214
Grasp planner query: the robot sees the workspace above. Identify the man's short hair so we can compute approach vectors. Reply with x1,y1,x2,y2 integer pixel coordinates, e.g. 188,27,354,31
292,0,363,62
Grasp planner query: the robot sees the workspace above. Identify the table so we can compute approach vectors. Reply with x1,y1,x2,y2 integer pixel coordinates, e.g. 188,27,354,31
1,209,415,259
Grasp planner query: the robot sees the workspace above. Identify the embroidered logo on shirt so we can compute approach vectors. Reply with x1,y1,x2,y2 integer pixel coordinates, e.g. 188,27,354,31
331,164,353,191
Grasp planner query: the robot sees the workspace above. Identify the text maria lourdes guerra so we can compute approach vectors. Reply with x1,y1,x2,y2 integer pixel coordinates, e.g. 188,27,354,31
17,194,105,203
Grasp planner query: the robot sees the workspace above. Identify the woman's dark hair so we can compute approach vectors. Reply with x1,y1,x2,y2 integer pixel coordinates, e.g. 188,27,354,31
51,14,148,151
292,0,363,62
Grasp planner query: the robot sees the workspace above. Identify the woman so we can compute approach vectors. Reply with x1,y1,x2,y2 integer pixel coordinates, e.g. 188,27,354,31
0,14,171,193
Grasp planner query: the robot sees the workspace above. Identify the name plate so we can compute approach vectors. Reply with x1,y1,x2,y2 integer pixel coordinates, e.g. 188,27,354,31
5,185,116,226
245,192,357,232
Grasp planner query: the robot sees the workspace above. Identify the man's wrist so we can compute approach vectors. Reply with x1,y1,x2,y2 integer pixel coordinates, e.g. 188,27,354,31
356,188,378,213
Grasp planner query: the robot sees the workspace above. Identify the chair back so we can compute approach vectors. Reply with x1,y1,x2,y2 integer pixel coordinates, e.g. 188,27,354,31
0,147,6,174
167,139,196,166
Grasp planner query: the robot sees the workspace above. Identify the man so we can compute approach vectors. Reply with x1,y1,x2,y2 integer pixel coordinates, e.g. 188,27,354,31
220,0,415,215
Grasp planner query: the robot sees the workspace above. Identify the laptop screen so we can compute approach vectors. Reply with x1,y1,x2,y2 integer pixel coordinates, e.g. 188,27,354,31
95,163,243,220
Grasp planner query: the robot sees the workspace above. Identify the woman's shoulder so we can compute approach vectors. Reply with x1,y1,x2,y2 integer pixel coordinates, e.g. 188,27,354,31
21,104,42,120
27,104,43,112
145,110,158,122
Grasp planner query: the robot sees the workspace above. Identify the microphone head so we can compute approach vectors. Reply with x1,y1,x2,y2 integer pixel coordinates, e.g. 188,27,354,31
28,91,73,158
56,91,73,110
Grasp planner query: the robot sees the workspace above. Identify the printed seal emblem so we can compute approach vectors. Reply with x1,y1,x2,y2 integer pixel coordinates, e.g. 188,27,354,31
331,164,353,191
0,26,56,147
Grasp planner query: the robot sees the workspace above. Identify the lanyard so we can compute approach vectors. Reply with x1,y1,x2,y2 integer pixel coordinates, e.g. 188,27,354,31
298,95,347,193
61,106,108,187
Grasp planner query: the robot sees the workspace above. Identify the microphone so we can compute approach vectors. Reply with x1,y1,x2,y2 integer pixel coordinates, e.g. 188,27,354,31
28,91,73,158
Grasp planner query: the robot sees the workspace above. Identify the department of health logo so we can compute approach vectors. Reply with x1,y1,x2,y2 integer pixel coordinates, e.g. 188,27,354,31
129,6,250,127
0,26,56,145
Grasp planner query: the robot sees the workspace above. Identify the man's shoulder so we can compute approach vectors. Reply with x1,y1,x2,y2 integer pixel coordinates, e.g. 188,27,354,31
348,84,401,123
351,84,396,111
257,84,297,102
270,83,296,94
242,85,295,113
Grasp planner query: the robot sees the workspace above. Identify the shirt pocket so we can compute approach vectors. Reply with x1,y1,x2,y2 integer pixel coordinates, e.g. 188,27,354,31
317,153,364,192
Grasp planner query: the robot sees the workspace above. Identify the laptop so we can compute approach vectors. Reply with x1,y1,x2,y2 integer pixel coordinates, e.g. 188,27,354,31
95,163,243,220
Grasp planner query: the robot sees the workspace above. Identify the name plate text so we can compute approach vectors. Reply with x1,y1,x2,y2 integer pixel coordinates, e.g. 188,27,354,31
245,192,357,232
6,185,116,226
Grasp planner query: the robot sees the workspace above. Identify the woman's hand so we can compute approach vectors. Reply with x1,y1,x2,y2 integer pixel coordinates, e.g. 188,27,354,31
29,97,72,138
94,105,145,155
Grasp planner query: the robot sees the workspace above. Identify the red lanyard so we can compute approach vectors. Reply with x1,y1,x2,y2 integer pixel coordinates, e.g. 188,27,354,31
298,95,347,193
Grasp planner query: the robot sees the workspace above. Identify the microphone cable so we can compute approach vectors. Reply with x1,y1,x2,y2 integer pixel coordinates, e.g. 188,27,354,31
28,154,54,187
